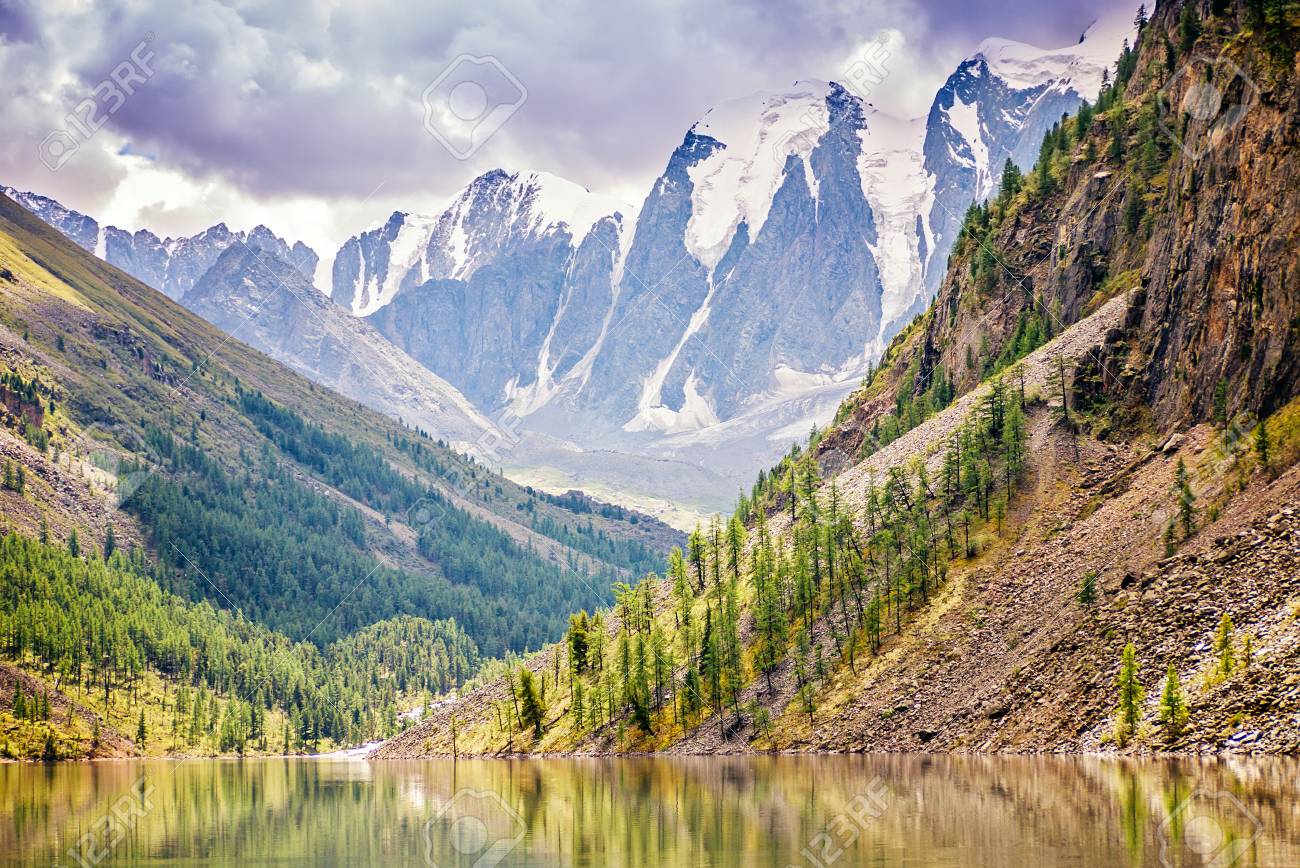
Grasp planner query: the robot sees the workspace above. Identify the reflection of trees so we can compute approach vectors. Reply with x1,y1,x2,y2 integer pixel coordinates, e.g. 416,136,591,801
2,756,1297,865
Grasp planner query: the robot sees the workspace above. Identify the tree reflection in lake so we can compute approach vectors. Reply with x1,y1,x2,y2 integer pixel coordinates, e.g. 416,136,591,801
1,754,1296,866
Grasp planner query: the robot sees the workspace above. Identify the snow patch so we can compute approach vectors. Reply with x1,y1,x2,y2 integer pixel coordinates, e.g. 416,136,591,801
856,110,933,344
946,96,992,199
523,171,630,242
623,272,723,434
354,213,438,317
969,7,1138,97
684,81,831,271
623,370,720,434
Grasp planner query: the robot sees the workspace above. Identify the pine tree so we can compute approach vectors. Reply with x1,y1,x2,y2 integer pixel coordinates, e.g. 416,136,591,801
518,669,546,739
1158,664,1188,743
1047,355,1077,458
1212,378,1229,426
1214,613,1235,677
1174,458,1196,538
103,524,117,560
1254,421,1271,474
687,527,707,592
1077,570,1098,607
136,709,148,751
1179,3,1201,52
567,611,590,673
1114,642,1144,746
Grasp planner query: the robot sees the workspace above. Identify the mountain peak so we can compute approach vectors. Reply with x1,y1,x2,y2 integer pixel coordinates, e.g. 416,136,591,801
967,5,1137,94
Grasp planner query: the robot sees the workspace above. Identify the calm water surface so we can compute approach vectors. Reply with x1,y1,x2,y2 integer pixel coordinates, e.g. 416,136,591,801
1,754,1297,866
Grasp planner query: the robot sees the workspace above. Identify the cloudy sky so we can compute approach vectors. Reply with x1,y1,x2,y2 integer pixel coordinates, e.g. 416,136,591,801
0,0,1130,263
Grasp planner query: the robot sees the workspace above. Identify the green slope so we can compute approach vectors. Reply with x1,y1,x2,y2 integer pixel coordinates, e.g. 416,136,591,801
0,191,674,658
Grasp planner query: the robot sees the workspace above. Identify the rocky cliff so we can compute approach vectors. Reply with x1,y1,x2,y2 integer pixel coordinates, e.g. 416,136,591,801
375,0,1300,761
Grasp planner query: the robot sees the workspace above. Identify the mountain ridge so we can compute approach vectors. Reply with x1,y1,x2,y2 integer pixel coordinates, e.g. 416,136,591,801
374,0,1300,760
2,6,1139,522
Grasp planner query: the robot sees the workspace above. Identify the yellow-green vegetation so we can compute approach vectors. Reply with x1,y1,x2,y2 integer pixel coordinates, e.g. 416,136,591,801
2,663,295,761
438,371,1035,755
0,530,476,759
0,231,91,310
1113,642,1144,747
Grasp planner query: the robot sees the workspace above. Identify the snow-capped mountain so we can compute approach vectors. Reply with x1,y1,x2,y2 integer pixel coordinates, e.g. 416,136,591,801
349,170,637,411
186,245,496,446
332,170,633,318
4,5,1137,523
922,13,1136,290
0,185,318,301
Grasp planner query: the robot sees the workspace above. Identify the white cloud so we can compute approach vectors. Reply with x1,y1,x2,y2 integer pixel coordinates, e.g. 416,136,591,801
0,0,1130,261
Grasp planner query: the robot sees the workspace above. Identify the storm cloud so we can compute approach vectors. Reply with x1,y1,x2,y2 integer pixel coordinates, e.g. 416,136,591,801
0,0,1134,250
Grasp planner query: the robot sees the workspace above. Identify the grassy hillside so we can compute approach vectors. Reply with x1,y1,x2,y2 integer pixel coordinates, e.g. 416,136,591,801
0,176,679,757
0,191,682,654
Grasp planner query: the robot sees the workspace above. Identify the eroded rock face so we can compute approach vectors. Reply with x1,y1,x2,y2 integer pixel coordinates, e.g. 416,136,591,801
879,0,1299,446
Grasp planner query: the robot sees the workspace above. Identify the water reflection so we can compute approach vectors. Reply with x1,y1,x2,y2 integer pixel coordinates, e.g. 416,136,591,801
0,754,1296,866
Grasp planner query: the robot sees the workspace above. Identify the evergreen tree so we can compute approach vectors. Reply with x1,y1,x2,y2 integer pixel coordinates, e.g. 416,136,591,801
1214,613,1235,677
1212,378,1228,426
518,669,546,739
1114,642,1144,746
1077,570,1098,607
1254,421,1271,474
1158,664,1188,743
136,709,148,751
1179,3,1201,52
567,611,590,673
1174,458,1197,538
